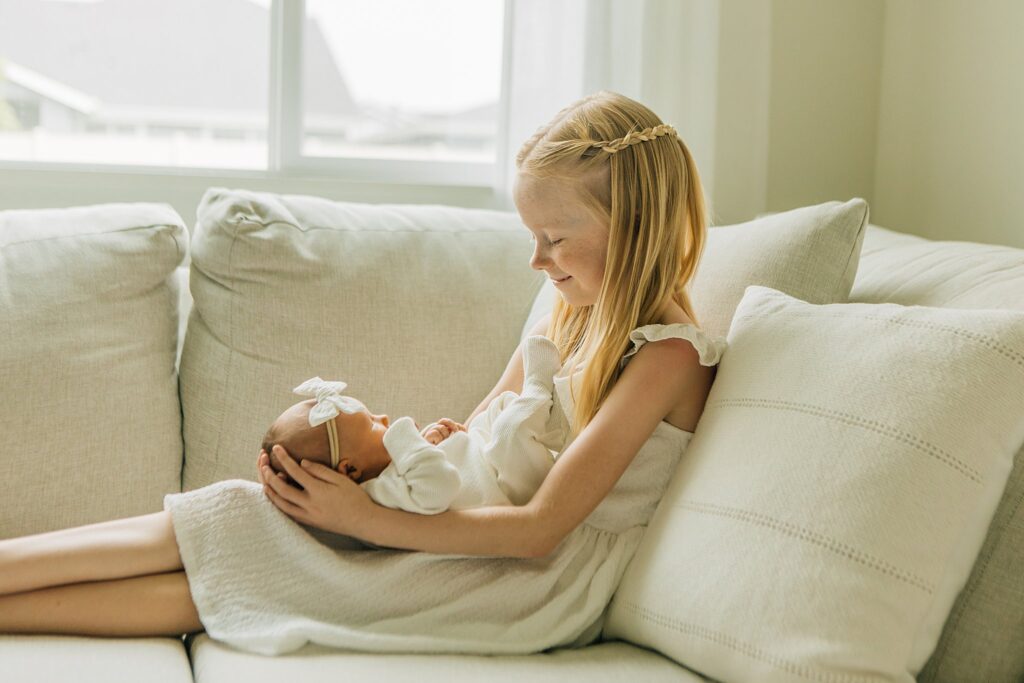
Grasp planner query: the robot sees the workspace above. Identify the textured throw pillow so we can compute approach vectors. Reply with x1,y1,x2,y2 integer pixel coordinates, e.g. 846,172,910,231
179,187,542,491
0,203,188,537
852,226,1024,683
602,286,1024,683
521,198,868,340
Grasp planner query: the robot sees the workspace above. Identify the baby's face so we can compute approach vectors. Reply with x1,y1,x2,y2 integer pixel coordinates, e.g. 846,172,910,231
262,397,393,484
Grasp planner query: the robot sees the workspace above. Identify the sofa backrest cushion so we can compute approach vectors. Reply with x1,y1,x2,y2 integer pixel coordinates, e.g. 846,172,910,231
850,226,1024,683
179,187,542,489
0,203,188,537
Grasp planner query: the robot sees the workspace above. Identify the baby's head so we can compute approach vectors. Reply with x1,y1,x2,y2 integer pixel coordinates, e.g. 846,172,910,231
261,396,393,485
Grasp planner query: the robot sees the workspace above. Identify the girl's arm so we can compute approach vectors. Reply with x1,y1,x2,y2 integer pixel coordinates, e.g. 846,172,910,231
363,336,712,558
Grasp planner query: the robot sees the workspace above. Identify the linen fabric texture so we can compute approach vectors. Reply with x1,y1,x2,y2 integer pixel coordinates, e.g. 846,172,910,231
851,226,1024,683
602,285,1024,683
0,203,188,537
179,187,545,491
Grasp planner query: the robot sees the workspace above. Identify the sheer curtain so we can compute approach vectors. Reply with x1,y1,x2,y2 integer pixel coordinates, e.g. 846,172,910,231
495,0,719,210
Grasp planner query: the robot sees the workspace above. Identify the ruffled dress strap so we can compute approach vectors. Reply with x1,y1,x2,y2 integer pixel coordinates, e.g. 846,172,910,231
619,322,728,370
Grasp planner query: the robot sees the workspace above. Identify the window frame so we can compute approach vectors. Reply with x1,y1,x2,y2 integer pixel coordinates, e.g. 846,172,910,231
0,0,513,189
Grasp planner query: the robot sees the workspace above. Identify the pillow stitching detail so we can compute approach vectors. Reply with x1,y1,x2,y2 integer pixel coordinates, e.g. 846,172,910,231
208,229,240,472
712,398,983,484
925,443,1024,680
835,201,869,291
229,216,518,234
733,309,1024,369
166,224,187,265
0,222,185,250
675,500,935,592
621,602,875,683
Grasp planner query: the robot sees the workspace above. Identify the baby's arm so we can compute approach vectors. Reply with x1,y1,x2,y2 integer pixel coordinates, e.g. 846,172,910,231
363,416,462,515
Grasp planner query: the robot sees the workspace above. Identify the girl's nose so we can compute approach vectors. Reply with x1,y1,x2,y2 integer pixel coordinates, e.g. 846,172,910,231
378,414,390,427
529,246,549,270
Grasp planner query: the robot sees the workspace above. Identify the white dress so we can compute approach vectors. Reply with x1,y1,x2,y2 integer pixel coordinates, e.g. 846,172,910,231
163,323,728,656
363,334,565,513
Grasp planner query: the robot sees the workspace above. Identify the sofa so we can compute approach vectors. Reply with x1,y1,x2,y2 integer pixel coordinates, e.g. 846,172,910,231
1,188,1021,683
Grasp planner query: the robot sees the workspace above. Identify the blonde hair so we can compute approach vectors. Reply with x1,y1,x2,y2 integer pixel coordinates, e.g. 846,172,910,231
515,90,708,438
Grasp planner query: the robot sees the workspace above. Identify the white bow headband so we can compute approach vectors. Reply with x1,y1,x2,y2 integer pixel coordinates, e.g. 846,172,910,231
292,376,366,469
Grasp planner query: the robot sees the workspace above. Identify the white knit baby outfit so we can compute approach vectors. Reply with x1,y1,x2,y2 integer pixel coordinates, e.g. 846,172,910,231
363,334,564,513
163,322,728,656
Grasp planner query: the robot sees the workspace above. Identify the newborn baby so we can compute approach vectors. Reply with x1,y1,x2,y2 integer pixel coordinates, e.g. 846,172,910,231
261,335,565,514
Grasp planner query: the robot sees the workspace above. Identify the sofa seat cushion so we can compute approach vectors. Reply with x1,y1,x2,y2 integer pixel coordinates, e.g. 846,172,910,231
0,635,194,683
851,224,1024,683
187,633,707,682
179,187,542,489
0,203,189,537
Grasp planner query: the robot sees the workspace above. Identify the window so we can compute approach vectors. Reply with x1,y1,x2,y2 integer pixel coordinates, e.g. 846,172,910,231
0,0,507,185
301,0,504,165
0,0,270,170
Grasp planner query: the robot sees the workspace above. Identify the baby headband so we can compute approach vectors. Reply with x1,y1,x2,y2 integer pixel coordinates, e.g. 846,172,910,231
593,123,678,154
293,376,365,469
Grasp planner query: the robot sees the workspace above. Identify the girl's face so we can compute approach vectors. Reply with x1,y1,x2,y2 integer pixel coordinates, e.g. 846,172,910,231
513,172,610,307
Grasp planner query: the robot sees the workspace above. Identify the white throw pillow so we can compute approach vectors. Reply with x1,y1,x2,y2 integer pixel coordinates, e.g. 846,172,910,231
521,198,868,340
603,286,1024,683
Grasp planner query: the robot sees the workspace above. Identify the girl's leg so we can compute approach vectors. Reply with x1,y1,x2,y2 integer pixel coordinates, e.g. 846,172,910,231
0,510,183,596
0,571,203,637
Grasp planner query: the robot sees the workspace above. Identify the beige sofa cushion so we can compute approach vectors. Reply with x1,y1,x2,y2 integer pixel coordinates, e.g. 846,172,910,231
0,203,187,537
851,226,1024,683
0,636,193,683
603,284,1024,682
179,188,542,490
188,633,708,683
522,198,869,340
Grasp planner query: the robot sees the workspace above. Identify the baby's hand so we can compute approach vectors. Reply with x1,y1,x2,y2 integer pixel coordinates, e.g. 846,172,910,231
421,418,467,445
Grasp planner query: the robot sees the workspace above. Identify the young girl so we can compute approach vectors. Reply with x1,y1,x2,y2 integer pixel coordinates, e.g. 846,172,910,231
0,90,727,654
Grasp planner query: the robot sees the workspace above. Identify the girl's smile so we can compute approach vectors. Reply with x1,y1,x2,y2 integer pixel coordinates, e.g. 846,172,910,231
513,173,609,307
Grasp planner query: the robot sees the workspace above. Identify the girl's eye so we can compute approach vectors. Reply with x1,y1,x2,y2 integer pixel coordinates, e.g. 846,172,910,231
550,239,564,246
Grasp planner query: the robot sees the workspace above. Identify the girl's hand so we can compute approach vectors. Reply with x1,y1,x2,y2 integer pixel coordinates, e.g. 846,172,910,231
259,445,373,537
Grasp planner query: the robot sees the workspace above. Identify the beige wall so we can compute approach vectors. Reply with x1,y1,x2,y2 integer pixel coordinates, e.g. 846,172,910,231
874,0,1024,247
705,0,1021,248
765,0,884,219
